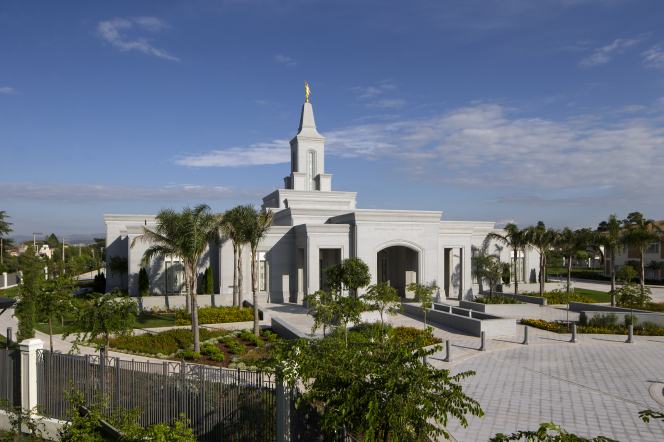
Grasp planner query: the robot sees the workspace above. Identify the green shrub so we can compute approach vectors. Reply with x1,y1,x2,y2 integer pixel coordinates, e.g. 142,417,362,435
219,336,233,343
201,343,221,356
587,313,618,328
211,353,225,362
227,341,246,355
389,326,442,347
201,267,214,295
624,315,639,326
175,306,255,326
240,332,263,347
474,296,520,305
108,328,224,355
176,350,202,360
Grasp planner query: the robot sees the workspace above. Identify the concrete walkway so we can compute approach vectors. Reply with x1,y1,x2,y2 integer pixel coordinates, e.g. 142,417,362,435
261,301,664,441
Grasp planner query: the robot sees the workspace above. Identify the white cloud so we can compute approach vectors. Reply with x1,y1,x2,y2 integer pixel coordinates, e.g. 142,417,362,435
643,44,664,70
0,87,17,94
0,182,273,204
274,54,297,67
175,140,290,167
580,36,642,67
366,99,406,109
320,103,664,205
97,17,179,61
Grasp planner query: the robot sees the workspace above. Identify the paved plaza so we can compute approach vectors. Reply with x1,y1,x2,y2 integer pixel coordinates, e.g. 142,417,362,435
261,299,664,441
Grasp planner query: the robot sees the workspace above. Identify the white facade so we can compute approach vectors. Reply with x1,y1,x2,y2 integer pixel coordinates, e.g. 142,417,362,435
105,100,540,301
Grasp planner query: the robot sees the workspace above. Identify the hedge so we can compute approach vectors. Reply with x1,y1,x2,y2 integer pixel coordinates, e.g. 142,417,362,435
175,306,255,325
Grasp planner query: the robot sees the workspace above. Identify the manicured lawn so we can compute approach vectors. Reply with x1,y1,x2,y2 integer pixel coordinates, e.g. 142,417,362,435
0,333,6,348
574,288,611,303
34,313,176,335
546,267,604,276
0,287,19,298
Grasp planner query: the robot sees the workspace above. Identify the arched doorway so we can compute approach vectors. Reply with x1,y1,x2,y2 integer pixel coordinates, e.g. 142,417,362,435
376,246,419,298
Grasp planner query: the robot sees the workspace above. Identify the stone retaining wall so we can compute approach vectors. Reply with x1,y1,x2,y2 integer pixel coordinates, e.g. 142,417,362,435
402,303,516,337
460,300,542,315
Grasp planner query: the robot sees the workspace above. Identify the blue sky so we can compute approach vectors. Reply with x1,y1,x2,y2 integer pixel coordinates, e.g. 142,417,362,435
2,0,664,237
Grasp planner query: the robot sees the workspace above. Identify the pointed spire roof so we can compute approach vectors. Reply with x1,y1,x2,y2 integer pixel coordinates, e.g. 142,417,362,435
295,102,324,139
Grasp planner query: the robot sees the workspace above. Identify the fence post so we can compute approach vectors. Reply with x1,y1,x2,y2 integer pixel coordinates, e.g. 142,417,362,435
479,331,487,351
626,325,634,344
276,366,291,442
570,325,578,343
6,327,12,347
1,272,6,288
19,338,44,411
444,340,452,362
522,326,529,345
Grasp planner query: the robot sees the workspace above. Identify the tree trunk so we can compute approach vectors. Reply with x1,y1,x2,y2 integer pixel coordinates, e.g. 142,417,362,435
190,267,200,353
640,251,645,292
232,244,238,308
539,252,546,297
513,249,519,295
237,246,244,308
610,251,616,307
489,282,493,299
48,318,53,352
252,249,260,336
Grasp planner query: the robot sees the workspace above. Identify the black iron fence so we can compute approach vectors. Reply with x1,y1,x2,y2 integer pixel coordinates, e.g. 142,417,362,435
0,347,20,407
36,350,277,442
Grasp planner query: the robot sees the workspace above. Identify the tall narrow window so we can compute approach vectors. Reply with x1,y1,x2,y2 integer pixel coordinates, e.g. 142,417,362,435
308,151,315,190
258,252,267,292
165,258,187,295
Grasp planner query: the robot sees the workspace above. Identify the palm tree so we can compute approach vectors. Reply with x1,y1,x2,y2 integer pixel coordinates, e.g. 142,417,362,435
525,222,557,297
593,215,623,306
556,227,593,330
622,217,663,293
486,223,530,295
245,208,274,335
131,204,220,353
219,205,254,308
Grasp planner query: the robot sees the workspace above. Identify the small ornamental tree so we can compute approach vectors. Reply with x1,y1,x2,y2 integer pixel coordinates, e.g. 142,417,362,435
471,254,508,299
275,338,483,442
332,296,365,348
108,255,128,292
63,290,137,350
138,267,150,297
38,276,74,351
363,282,402,342
325,257,371,298
15,248,41,342
407,282,440,331
201,267,214,295
304,289,336,338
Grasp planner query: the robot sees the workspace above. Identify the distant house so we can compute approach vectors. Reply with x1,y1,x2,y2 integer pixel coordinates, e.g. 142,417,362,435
603,220,664,280
9,244,28,256
38,244,53,259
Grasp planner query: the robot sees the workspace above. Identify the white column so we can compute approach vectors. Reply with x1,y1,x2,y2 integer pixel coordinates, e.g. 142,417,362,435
19,338,44,411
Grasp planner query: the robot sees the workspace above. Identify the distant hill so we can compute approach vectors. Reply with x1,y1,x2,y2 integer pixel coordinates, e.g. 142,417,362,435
9,233,105,246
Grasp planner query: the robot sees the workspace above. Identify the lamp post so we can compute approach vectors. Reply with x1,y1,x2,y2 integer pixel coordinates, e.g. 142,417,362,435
62,236,69,261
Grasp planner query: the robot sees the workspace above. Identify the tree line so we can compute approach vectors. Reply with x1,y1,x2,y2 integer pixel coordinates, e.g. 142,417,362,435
473,212,663,307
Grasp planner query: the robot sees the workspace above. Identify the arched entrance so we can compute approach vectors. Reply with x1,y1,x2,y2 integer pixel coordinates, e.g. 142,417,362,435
376,245,419,298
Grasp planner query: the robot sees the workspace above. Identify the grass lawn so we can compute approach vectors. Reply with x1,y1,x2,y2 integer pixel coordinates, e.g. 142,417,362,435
0,287,19,298
574,288,611,303
34,313,176,335
0,333,6,348
547,267,604,276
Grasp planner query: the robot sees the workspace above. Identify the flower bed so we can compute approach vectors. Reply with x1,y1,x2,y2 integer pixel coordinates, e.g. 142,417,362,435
474,296,520,305
521,318,664,336
520,291,595,305
174,306,255,325
107,327,283,369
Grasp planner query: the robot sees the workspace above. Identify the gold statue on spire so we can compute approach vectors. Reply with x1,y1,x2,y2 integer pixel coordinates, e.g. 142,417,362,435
304,80,310,103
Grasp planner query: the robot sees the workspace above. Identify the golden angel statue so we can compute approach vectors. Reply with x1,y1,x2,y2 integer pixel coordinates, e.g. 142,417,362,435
304,80,310,102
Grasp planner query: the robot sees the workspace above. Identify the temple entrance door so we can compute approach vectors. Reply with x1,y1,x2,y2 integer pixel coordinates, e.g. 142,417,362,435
376,246,419,298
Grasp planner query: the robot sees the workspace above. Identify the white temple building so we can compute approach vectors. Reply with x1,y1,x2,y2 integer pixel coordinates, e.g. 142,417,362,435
104,98,541,302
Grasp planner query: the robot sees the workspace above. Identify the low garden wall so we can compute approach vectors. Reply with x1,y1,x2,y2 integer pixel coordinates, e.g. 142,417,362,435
116,294,270,311
270,317,307,340
402,303,516,337
460,300,542,315
569,302,664,327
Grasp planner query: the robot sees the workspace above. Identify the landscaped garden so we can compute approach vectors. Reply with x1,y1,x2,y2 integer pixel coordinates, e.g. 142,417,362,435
522,315,664,336
474,295,520,304
519,288,598,304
